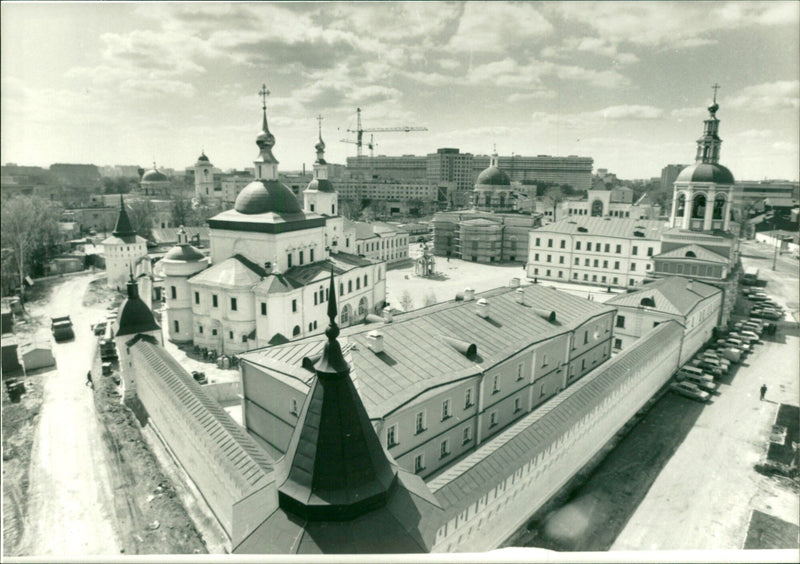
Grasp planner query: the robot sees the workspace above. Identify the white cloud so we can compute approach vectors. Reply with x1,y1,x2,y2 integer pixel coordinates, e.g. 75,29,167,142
449,2,553,53
727,81,800,112
465,57,628,90
597,105,663,120
507,91,556,103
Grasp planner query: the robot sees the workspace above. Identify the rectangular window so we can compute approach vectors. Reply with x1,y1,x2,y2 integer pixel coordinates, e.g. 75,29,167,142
585,259,590,266
559,256,565,264
546,269,551,276
514,397,522,413
583,274,588,281
415,411,426,434
348,280,352,292
356,278,361,290
174,320,179,333
632,246,638,256
616,315,625,328
260,302,267,316
462,427,472,445
290,398,298,415
490,412,498,427
546,254,552,263
230,297,237,311
194,291,200,305
212,294,218,308
614,338,622,349
440,439,450,458
535,237,541,246
573,273,578,279
587,242,592,251
647,247,653,257
364,274,368,286
492,375,499,394
287,252,292,267
593,259,599,267
292,299,297,312
517,363,523,381
631,263,637,271
212,329,217,336
242,334,248,343
592,274,597,282
310,249,314,262
229,331,234,340
548,239,553,248
465,388,474,408
198,325,203,334
574,257,580,265
170,286,177,299
613,277,619,284
584,330,588,344
387,424,398,447
576,241,581,250
581,358,586,370
535,253,540,261
604,244,610,252
614,261,620,270
603,260,608,268
616,244,622,253
541,353,548,367
442,399,451,420
414,454,425,473
560,240,566,249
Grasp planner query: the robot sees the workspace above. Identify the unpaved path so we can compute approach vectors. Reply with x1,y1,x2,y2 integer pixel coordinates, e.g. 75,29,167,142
17,273,122,556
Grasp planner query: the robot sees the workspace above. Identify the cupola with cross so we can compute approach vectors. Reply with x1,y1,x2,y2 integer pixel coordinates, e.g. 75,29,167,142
304,114,338,216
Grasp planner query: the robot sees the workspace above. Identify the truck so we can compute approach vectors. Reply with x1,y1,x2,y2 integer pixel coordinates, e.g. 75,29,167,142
51,316,75,342
742,267,759,286
99,323,117,361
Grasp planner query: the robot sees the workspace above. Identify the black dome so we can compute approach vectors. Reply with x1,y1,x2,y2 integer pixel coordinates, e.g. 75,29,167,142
476,166,511,186
676,163,735,185
234,180,302,214
306,178,335,193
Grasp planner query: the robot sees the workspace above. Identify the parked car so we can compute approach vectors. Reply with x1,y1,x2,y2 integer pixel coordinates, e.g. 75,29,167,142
92,321,107,336
747,293,769,302
51,316,75,342
678,366,715,383
671,381,711,402
102,362,113,375
729,331,756,346
691,358,726,377
751,309,782,320
717,347,742,364
192,371,207,385
724,337,750,353
738,330,761,343
680,373,718,393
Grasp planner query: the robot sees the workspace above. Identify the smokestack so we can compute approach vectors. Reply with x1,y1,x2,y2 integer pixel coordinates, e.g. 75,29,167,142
464,288,475,301
475,298,489,319
515,288,525,304
383,309,393,323
367,330,384,353
510,277,520,288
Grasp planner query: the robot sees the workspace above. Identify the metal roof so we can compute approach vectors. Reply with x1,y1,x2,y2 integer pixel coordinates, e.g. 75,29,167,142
240,284,614,418
606,276,721,316
534,217,668,240
655,244,729,263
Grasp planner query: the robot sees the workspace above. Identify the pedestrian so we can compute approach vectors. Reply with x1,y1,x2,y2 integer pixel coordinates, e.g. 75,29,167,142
86,370,93,388
760,383,767,401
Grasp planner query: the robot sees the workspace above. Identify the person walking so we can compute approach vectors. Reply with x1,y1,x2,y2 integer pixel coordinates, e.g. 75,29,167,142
86,370,93,389
760,383,767,401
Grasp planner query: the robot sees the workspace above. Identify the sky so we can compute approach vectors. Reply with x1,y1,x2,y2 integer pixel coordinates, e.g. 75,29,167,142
1,1,798,181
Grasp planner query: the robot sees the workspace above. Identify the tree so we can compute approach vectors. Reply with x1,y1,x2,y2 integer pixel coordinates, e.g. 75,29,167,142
102,177,136,194
1,195,63,295
399,290,414,311
171,193,195,227
545,186,564,222
125,199,155,241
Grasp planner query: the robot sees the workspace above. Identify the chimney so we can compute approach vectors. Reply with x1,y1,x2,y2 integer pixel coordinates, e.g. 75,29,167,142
383,309,393,323
464,288,475,301
510,277,520,288
475,298,489,318
367,330,384,353
263,261,272,274
687,279,694,292
515,288,525,304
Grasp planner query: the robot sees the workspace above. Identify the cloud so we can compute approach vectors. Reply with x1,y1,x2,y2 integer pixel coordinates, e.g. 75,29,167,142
507,91,556,103
465,57,628,90
597,105,664,120
670,106,707,120
324,2,462,43
727,81,799,112
448,2,553,53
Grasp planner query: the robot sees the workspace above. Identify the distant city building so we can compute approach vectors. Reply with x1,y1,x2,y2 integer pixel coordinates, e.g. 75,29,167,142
49,163,101,187
432,154,541,264
558,187,660,222
733,179,799,210
472,154,593,192
346,154,428,181
426,147,475,194
606,276,722,363
102,195,149,289
139,163,173,196
526,217,667,287
661,164,690,192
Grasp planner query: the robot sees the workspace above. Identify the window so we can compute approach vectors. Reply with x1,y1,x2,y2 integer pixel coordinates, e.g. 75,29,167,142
603,260,608,268
492,375,499,394
592,274,597,282
212,294,218,308
198,325,203,334
559,256,565,264
534,253,540,261
546,269,551,276
414,454,425,473
299,250,304,265
260,302,267,316
573,273,579,279
229,331,234,340
194,291,200,305
490,412,498,427
348,280,352,292
356,278,360,290
293,325,301,336
583,274,588,281
364,274,368,286
584,330,588,344
560,240,566,249
415,411,426,434
581,358,586,370
547,239,553,248
647,247,653,257
174,320,180,333
514,397,522,413
230,297,237,311
465,388,474,408
587,242,592,251
630,263,636,271
614,261,620,270
516,364,523,381
387,424,398,447
242,334,248,343
287,253,292,267
540,383,546,397
546,254,552,263
535,237,541,246
604,244,610,252
576,241,581,250
462,427,472,445
170,286,177,299
616,244,622,253
212,329,217,336
574,257,580,265
613,277,619,284
632,246,638,256
585,259,590,266
440,439,450,458
292,299,297,312
310,249,314,262
614,338,622,350
442,399,451,420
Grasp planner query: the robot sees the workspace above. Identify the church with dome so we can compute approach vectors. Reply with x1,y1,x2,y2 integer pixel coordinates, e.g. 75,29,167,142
432,151,541,263
158,87,386,354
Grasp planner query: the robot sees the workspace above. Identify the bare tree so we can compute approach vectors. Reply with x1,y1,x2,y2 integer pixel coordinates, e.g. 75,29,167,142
545,186,563,222
399,290,414,311
125,199,155,240
423,291,437,306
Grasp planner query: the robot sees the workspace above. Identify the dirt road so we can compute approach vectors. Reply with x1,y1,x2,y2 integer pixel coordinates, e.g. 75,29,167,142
17,273,122,556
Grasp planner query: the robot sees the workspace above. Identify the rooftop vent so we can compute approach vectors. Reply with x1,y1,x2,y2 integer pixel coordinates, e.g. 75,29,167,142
510,277,520,288
577,226,588,233
383,309,393,323
475,298,489,318
442,336,477,358
366,330,384,354
633,231,645,237
464,288,475,301
515,287,525,304
535,308,557,322
301,353,321,372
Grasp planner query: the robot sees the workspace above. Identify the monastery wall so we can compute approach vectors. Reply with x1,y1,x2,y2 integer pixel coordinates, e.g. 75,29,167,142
427,321,684,552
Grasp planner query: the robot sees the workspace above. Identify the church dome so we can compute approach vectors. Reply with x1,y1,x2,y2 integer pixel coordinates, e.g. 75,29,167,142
234,179,302,214
676,163,734,185
476,165,511,186
306,178,335,193
142,168,168,182
163,244,205,262
197,152,209,163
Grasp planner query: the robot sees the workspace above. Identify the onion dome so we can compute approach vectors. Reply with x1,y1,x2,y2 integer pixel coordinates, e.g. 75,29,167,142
476,152,510,186
676,163,735,185
142,166,168,182
197,151,209,163
116,275,160,337
234,179,302,214
306,178,335,193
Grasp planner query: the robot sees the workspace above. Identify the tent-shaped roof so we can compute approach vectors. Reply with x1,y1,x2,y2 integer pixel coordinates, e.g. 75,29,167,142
654,244,728,264
606,276,720,316
189,254,267,287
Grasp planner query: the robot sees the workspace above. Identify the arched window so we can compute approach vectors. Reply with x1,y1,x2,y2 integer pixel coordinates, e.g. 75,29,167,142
358,296,368,318
485,194,491,207
640,297,656,307
292,325,301,337
676,194,686,216
498,194,505,208
591,200,603,217
713,195,726,220
685,251,697,258
341,304,352,326
692,194,706,219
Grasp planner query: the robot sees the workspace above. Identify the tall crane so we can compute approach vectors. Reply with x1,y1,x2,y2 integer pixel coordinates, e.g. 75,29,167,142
340,107,427,157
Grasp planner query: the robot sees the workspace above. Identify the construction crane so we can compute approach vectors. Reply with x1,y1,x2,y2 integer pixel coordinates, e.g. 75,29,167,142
341,107,427,157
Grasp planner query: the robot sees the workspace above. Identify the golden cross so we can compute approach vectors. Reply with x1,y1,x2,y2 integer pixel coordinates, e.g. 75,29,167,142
259,84,270,109
711,83,720,103
317,114,324,137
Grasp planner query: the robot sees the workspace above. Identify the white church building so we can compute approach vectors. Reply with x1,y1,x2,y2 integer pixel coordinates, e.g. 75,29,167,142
159,87,386,354
103,195,149,290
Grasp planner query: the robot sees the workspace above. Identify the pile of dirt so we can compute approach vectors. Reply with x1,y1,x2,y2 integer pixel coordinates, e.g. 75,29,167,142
2,371,45,553
92,354,207,555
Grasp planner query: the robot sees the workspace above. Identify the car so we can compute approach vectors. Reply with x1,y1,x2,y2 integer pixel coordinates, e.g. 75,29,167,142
752,309,783,320
92,321,107,336
739,330,761,343
671,381,711,402
717,347,742,364
102,362,113,375
724,337,749,352
691,358,726,377
678,366,715,383
748,293,769,301
681,374,718,393
191,371,207,385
